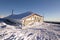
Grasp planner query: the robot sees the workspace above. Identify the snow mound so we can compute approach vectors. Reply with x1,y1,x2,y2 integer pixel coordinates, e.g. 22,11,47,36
0,28,59,40
0,22,60,40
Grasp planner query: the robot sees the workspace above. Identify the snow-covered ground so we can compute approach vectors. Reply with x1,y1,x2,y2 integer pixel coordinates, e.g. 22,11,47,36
0,22,60,40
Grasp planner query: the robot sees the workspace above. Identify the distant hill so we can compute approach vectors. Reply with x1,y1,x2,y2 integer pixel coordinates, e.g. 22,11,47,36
44,21,60,24
0,18,5,22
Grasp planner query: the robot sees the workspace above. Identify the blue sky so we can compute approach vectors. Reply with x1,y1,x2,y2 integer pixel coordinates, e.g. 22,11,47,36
0,0,60,21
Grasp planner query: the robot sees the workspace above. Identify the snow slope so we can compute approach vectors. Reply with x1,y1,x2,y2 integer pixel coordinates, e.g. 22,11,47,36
0,22,60,40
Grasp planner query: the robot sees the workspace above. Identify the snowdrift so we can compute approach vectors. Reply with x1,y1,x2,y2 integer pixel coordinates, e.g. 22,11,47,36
0,22,60,40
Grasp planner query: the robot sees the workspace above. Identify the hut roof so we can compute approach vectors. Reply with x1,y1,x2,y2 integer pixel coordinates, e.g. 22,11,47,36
5,11,42,19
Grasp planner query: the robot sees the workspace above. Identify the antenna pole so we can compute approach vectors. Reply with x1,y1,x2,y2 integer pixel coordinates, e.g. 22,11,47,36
12,9,14,15
43,11,44,21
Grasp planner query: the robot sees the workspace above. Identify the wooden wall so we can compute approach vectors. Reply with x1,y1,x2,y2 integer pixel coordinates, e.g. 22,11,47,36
22,14,43,26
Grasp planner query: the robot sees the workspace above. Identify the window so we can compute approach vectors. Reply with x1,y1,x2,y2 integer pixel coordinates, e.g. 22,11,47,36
26,17,35,21
26,18,31,20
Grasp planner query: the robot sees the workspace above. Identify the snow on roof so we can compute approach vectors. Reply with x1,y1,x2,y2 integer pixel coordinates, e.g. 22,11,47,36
5,11,42,19
5,12,33,19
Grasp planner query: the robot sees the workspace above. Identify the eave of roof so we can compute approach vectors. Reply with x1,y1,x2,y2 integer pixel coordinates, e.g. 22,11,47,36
21,13,43,20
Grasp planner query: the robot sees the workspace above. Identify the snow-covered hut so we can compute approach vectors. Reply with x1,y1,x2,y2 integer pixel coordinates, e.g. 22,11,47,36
5,12,44,26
